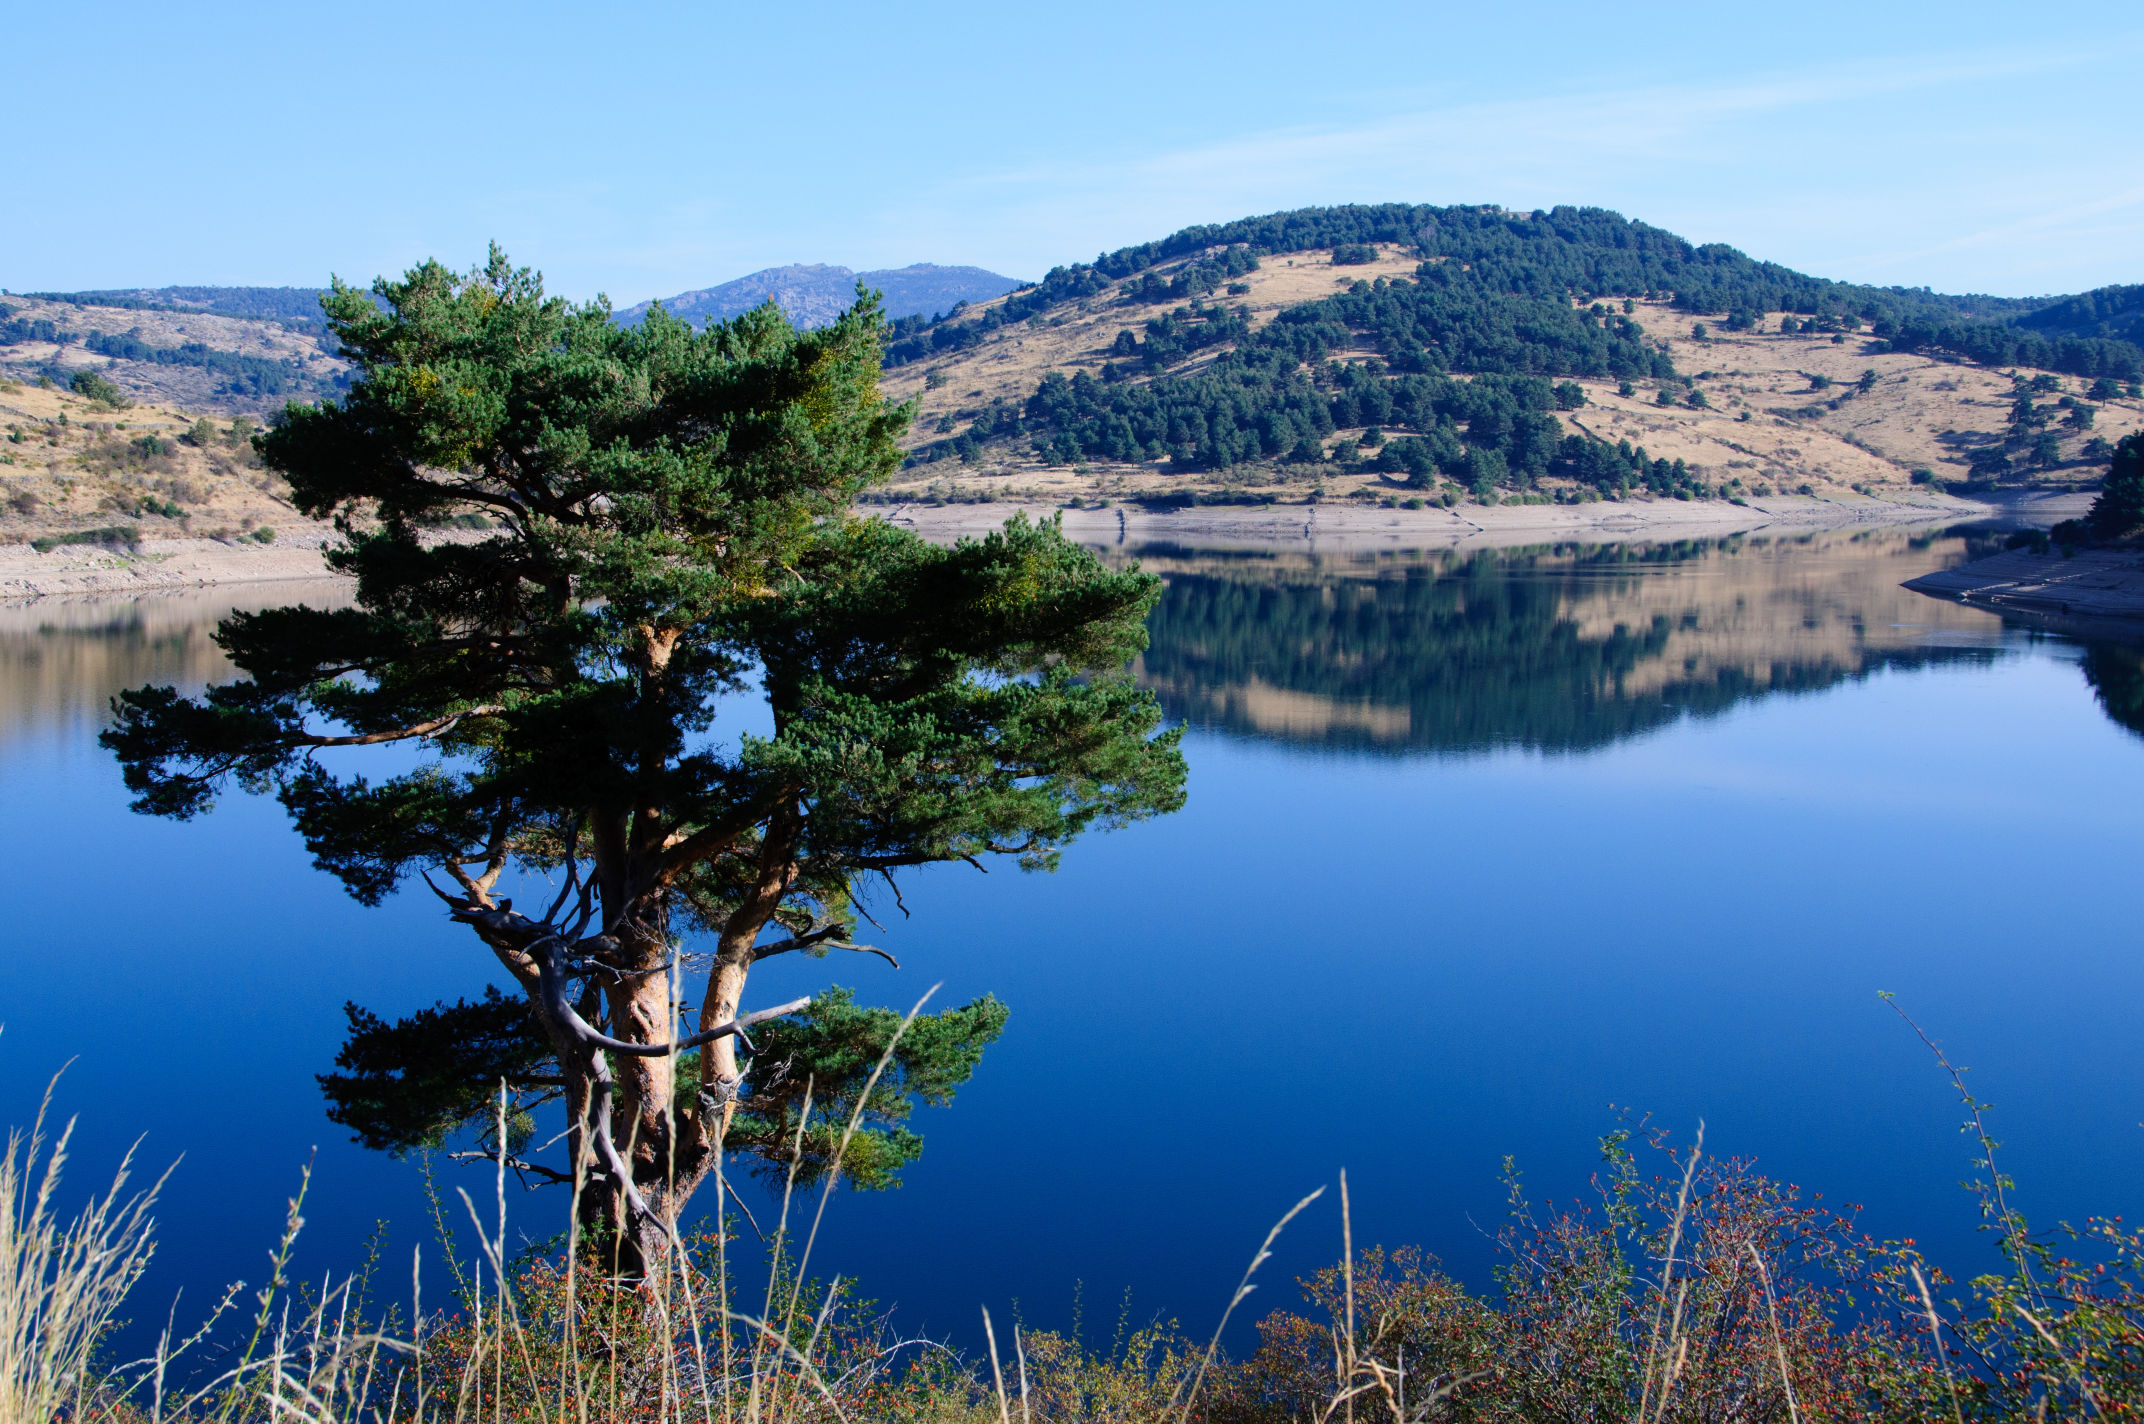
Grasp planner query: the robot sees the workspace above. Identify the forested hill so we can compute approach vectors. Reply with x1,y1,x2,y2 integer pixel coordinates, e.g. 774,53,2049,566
888,203,2138,379
881,203,2144,504
2013,284,2144,347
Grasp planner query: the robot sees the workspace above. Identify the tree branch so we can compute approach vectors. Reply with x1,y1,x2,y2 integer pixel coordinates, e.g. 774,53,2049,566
447,1151,572,1186
649,784,796,889
752,934,898,970
291,705,506,748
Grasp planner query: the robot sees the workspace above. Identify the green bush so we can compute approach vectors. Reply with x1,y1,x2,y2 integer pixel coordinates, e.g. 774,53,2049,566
31,525,140,554
68,370,128,408
1330,243,1377,265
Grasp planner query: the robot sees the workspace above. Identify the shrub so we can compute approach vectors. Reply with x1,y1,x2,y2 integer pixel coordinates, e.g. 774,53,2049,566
68,370,128,408
1330,243,1377,265
31,525,140,554
1910,467,1936,484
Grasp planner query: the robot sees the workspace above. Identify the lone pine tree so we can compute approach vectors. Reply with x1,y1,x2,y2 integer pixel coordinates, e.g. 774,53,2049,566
104,248,1186,1271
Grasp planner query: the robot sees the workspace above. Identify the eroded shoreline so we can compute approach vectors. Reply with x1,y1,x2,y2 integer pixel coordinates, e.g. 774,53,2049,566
0,489,2048,603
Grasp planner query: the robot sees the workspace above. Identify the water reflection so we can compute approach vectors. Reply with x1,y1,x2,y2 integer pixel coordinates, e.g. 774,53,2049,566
2081,643,2144,739
0,582,352,750
5,535,2144,1359
1129,530,2020,753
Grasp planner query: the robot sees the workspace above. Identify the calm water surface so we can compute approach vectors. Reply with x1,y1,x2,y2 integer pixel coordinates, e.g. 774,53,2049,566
3,527,2142,1350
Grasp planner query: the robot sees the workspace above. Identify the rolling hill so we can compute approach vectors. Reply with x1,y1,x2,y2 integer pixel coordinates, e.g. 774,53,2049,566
871,204,2144,509
7,207,2143,551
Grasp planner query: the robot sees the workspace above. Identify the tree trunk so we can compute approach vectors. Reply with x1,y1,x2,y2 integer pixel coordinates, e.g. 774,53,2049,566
598,912,707,1276
700,949,754,1140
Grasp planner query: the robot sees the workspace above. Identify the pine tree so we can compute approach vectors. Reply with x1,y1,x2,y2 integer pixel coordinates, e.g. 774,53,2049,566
104,248,1186,1271
2086,432,2144,538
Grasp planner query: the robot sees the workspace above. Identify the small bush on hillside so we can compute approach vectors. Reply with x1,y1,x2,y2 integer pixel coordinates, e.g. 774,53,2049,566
1330,244,1377,265
31,525,139,554
69,370,128,408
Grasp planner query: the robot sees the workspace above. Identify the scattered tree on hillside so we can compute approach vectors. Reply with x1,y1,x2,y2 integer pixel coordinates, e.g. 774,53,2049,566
103,249,1187,1273
68,369,128,407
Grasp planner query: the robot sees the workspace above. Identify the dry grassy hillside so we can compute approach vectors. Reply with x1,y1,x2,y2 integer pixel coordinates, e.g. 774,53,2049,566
881,243,1423,418
0,294,345,414
873,248,2143,507
0,376,310,545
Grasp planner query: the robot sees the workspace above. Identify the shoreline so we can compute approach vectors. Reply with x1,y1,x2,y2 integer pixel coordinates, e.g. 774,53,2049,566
1904,545,2144,634
0,489,2058,603
879,489,2017,554
0,528,342,604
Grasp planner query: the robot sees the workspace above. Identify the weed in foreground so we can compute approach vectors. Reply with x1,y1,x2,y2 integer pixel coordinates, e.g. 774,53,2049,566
16,997,2144,1422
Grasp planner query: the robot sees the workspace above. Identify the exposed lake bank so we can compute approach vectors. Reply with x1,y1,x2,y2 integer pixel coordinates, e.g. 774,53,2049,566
0,487,2065,602
883,487,2008,554
1905,544,2144,634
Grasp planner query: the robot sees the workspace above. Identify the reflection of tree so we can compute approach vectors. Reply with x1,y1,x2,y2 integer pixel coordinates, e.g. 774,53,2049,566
1140,542,1994,754
2079,642,2144,739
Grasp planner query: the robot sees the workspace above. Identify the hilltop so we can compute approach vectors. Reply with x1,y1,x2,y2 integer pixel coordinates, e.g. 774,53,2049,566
615,262,1024,330
870,204,2144,511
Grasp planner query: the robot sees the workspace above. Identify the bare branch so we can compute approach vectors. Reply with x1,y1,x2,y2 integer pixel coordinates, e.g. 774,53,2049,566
878,868,909,919
825,941,898,970
289,705,506,748
747,925,847,963
446,1151,572,1186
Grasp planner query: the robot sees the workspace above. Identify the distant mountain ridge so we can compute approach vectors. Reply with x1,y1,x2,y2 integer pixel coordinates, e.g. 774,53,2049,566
615,263,1025,331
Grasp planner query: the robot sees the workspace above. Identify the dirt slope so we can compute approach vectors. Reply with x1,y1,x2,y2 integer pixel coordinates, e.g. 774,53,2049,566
0,295,347,415
0,376,313,547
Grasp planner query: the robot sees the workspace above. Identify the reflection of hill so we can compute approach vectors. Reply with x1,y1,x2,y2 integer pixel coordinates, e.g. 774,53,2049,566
2081,642,2144,740
0,583,350,751
1135,532,2009,753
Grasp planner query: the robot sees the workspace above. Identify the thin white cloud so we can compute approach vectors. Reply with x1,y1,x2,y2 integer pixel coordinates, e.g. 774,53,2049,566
875,34,2144,290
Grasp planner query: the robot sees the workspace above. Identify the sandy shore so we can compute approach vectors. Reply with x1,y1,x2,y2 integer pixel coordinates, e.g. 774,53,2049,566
880,489,2006,554
0,488,2047,603
0,527,341,602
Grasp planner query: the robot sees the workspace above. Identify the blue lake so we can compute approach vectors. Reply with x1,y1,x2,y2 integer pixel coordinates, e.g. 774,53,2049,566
3,524,2142,1354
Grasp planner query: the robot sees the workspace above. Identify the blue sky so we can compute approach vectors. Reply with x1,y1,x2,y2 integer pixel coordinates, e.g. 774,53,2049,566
6,0,2141,304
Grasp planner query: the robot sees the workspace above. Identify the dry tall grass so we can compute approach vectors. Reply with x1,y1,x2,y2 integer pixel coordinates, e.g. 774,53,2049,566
13,1000,2143,1423
0,1075,163,1424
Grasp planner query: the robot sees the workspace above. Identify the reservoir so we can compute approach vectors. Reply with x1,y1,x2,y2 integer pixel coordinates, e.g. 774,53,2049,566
3,523,2140,1351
